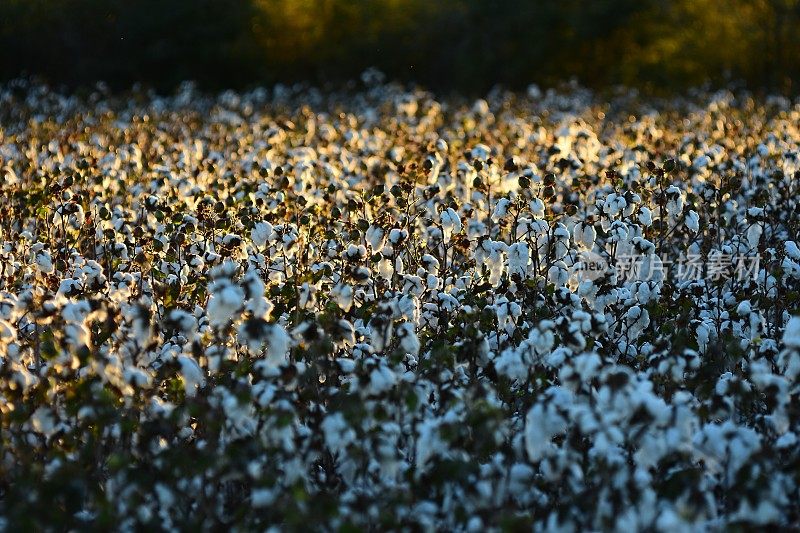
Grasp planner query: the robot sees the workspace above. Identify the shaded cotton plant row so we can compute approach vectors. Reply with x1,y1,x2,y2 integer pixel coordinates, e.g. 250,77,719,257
1,77,800,530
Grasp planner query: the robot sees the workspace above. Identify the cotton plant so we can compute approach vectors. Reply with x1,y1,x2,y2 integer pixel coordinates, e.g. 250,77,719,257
0,80,799,530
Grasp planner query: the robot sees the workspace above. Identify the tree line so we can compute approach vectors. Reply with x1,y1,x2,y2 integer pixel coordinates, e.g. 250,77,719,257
1,0,799,94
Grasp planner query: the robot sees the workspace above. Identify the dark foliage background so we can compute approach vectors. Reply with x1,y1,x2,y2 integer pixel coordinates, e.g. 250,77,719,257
1,0,799,94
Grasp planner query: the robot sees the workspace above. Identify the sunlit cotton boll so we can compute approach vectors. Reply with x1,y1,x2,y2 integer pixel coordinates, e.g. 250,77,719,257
366,225,386,250
34,249,54,274
603,193,627,217
492,198,511,222
475,240,507,285
206,282,245,328
665,186,685,217
166,309,198,341
440,208,462,240
507,242,530,278
421,254,440,276
572,221,596,249
177,355,204,397
552,224,571,259
529,198,545,218
238,317,283,351
334,319,356,347
331,283,354,312
548,261,569,286
242,319,291,367
638,207,653,227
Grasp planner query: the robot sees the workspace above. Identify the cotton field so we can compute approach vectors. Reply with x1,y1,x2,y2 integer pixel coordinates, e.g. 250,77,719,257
1,78,800,531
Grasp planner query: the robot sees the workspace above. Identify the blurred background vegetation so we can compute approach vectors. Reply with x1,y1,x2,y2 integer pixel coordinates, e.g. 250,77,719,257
1,0,799,95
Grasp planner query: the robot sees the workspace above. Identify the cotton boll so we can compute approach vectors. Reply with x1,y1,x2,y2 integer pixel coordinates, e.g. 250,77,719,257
603,193,627,217
62,301,91,324
238,317,269,352
321,412,356,454
638,207,653,227
130,303,154,346
206,283,245,327
415,419,444,473
440,208,462,239
0,320,17,358
471,143,490,160
346,244,367,260
685,210,699,233
527,325,555,359
124,365,153,397
626,305,650,339
241,270,272,318
298,282,316,308
783,316,800,349
251,488,277,508
66,328,92,360
655,508,693,533
0,295,19,323
529,198,545,218
491,198,511,222
251,221,273,248
692,421,761,480
782,256,800,279
331,283,354,312
365,225,386,250
786,241,800,261
396,322,420,355
264,324,290,364
548,261,568,286
747,224,762,249
475,239,507,286
426,273,439,290
369,364,397,394
420,254,440,275
166,309,198,340
665,186,685,217
494,347,527,380
29,407,57,438
401,275,423,297
696,321,712,352
572,221,596,249
552,224,570,259
634,282,656,305
525,387,572,461
507,242,530,277
388,228,408,245
376,258,393,279
737,300,751,317
334,319,356,347
246,296,274,319
35,248,54,274
369,316,393,352
608,221,629,243
177,355,204,397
